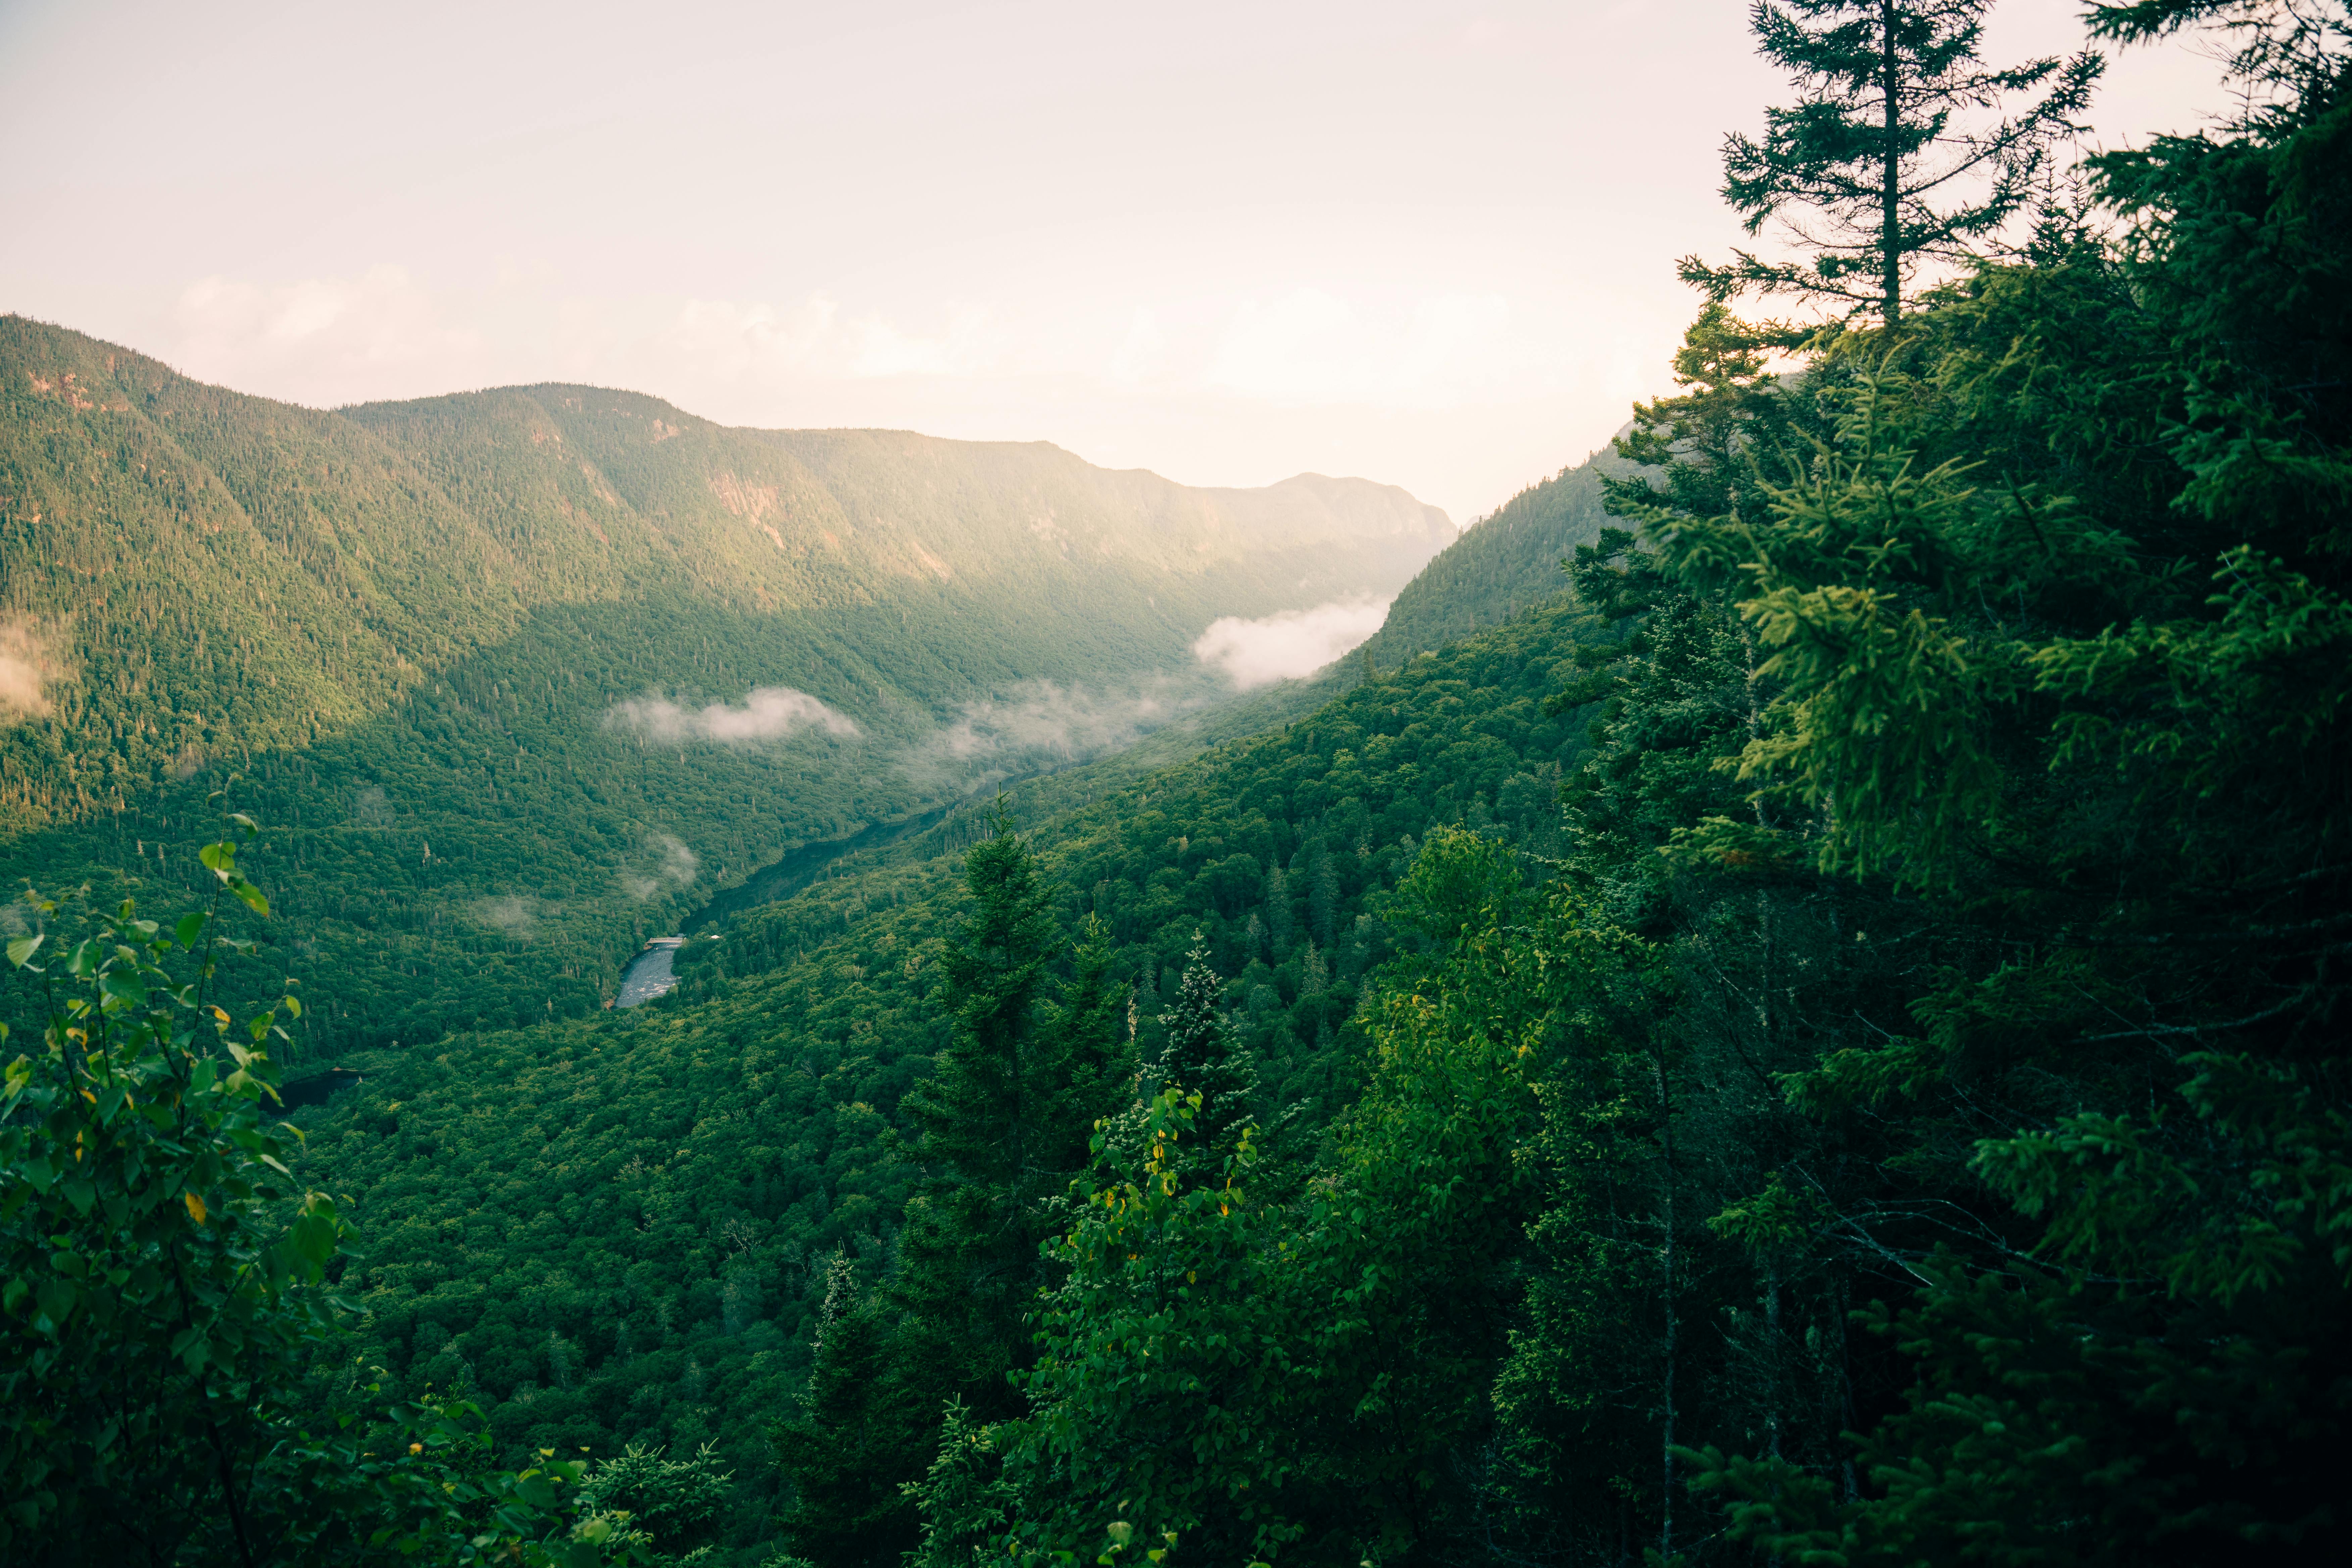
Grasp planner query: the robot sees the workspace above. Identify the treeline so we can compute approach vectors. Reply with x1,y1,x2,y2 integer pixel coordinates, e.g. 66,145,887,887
5,1,2347,1563
772,0,2350,1554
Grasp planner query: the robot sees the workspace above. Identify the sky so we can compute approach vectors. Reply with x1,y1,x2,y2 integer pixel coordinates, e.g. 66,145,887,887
0,0,2227,523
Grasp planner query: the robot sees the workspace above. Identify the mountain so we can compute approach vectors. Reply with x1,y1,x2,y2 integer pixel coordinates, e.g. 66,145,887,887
730,429,1452,604
0,315,1450,1045
1356,436,1632,672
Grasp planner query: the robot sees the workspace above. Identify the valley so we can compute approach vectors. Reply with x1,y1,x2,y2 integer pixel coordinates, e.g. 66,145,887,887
7,7,2347,1559
0,317,1456,1047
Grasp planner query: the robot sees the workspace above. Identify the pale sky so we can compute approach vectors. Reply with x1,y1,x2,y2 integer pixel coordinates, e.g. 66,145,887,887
0,0,2224,523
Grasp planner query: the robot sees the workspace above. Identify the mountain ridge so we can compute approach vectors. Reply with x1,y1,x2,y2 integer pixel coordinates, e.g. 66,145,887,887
1,317,1451,840
0,314,1455,1047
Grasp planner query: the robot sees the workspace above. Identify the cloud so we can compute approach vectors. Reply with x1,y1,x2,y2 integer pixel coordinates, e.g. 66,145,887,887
468,894,543,939
669,294,1006,381
601,686,860,746
623,833,700,901
1192,597,1391,689
901,679,1203,791
173,263,479,379
0,619,67,723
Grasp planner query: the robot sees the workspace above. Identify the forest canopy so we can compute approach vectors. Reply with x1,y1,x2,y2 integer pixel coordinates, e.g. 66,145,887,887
4,1,2350,1564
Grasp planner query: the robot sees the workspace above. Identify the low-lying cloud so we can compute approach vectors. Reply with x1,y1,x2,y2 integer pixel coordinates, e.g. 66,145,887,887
623,833,701,901
902,680,1204,792
0,619,68,724
468,894,544,939
602,686,860,746
1192,597,1391,689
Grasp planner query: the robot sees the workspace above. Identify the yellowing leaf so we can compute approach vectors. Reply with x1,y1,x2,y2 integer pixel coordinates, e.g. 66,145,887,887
184,1191,208,1225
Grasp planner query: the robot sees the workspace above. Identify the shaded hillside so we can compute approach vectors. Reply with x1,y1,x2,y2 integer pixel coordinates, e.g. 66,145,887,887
0,317,1451,1047
287,596,1604,1512
1355,436,1632,671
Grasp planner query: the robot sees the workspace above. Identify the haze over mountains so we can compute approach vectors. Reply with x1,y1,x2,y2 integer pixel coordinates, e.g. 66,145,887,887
8,5,2338,1562
0,314,1478,1046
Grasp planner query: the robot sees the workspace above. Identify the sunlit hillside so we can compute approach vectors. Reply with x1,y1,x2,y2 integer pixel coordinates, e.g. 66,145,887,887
0,317,1449,1045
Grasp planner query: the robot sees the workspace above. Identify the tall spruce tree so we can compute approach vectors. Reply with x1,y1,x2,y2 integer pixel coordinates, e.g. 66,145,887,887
901,803,1061,1209
772,1255,938,1568
779,808,1083,1565
896,802,1077,1412
1039,912,1135,1170
1687,0,2102,321
1158,933,1258,1156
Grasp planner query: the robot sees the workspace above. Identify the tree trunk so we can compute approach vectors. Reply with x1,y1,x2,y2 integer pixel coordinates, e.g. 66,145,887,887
1766,1263,1784,1462
1656,1054,1678,1565
1880,0,1902,323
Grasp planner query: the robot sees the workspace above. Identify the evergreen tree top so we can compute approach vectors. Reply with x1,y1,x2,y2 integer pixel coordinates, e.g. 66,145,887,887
1157,931,1258,1156
1686,0,2102,322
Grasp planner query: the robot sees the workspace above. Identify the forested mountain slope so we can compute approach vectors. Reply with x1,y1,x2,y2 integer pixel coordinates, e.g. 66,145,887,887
282,596,1600,1539
0,317,1449,1046
1353,435,1629,670
742,429,1450,604
12,4,2349,1566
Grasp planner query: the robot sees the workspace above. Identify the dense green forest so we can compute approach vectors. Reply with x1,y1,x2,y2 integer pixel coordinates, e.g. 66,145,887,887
270,599,1597,1525
6,0,2351,1564
0,330,1449,1047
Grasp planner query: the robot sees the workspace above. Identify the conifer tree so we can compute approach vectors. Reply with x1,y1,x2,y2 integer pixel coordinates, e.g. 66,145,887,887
772,1256,935,1567
1265,865,1293,948
898,808,1058,1222
1687,0,2102,321
1039,912,1134,1170
1158,933,1257,1155
1308,842,1338,946
905,806,1068,1336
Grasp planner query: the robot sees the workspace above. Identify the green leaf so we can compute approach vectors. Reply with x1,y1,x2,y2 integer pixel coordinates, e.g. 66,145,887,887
291,1203,339,1266
5,934,43,969
174,912,207,948
198,842,232,875
228,876,270,917
34,1278,77,1331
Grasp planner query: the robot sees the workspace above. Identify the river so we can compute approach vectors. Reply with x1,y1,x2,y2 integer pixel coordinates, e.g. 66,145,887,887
613,940,684,1007
610,800,963,1008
